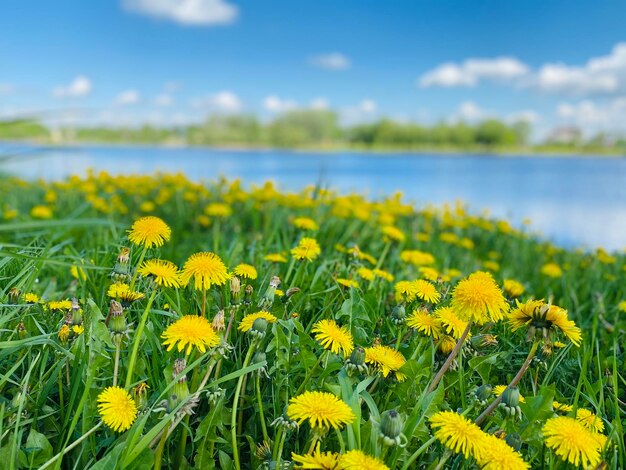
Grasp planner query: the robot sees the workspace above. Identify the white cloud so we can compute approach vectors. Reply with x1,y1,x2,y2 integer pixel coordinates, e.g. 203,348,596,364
341,99,377,124
53,76,92,97
556,97,626,131
455,101,489,120
419,57,529,88
263,95,298,113
309,97,330,110
115,90,141,105
507,109,541,124
154,93,174,106
309,53,351,70
192,90,242,112
123,0,238,26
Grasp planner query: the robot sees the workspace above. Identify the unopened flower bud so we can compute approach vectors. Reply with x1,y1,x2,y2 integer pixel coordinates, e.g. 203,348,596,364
212,310,226,332
71,297,83,325
281,287,301,303
470,334,498,349
171,358,189,408
112,247,131,281
258,277,279,309
474,384,493,405
253,351,267,364
379,410,406,447
391,304,406,325
345,346,368,376
17,321,28,340
8,287,21,302
132,382,149,410
499,386,522,417
249,317,268,338
59,324,70,344
244,285,254,305
230,276,241,305
109,300,127,334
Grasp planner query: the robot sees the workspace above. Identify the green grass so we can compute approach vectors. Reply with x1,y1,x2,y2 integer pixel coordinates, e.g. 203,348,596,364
0,173,624,469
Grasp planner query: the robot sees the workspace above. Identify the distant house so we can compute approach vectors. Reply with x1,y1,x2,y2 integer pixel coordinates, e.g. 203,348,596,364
547,127,583,145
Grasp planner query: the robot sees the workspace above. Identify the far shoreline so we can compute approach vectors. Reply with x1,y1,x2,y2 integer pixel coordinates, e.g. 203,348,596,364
1,138,625,159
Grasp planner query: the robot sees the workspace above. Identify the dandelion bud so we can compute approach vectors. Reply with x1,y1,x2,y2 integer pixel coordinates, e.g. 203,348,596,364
108,300,127,334
132,382,149,410
258,277,280,309
253,351,267,365
59,324,70,344
282,287,301,303
212,310,226,331
470,334,498,349
8,287,21,302
474,384,493,405
170,358,189,408
505,432,522,451
271,410,298,431
391,304,406,325
249,317,268,338
379,410,406,447
230,276,241,305
206,387,225,405
117,247,131,264
499,386,522,417
71,297,83,325
345,346,368,376
17,321,28,340
244,284,254,305
112,247,131,281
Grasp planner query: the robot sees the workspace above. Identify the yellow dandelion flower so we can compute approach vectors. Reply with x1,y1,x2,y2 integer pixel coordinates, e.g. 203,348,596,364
451,271,509,324
430,411,487,459
291,237,321,261
336,278,359,289
30,205,53,219
553,401,573,413
394,280,418,302
70,265,87,281
438,335,457,354
180,252,230,291
161,315,220,355
576,409,604,433
238,311,278,332
407,309,441,338
22,292,40,304
72,325,84,335
365,345,407,381
292,216,319,231
503,279,525,298
128,216,171,248
287,391,355,430
291,444,341,469
493,385,526,403
419,266,442,282
58,325,70,342
138,259,181,288
357,267,375,281
543,416,603,468
435,306,469,339
400,250,435,266
233,263,258,280
618,300,626,313
97,386,138,432
107,282,145,302
339,449,390,470
264,253,287,263
476,434,530,470
311,319,354,357
205,202,232,217
373,268,394,282
47,300,72,311
482,260,500,272
541,262,563,278
508,299,582,346
412,279,441,304
382,225,406,242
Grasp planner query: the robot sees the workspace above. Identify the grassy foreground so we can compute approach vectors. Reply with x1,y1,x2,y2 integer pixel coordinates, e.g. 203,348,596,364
0,172,624,469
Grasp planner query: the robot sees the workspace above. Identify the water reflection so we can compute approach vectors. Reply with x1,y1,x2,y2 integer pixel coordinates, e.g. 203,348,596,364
2,144,626,251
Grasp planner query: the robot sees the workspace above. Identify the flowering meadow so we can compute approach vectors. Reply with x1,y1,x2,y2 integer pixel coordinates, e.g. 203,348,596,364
0,172,624,469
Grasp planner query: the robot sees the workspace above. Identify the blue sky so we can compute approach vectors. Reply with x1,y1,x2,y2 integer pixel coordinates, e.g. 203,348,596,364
2,0,626,136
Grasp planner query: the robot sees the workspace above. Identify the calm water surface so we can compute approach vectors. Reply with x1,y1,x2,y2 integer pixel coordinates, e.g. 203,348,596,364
3,144,626,250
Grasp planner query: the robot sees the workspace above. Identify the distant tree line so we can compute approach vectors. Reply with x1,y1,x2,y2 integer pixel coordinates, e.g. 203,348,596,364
2,110,626,153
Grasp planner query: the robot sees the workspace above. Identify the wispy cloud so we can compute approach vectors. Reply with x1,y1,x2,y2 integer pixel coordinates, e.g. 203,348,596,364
122,0,238,26
341,99,377,124
419,57,529,88
309,52,351,70
263,95,298,113
154,93,174,106
116,89,141,105
53,75,92,97
191,90,242,112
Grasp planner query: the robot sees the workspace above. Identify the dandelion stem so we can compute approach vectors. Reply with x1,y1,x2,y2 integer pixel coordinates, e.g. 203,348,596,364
154,422,170,470
201,289,207,318
335,427,346,453
39,421,103,470
428,321,472,393
112,338,122,387
231,341,256,470
275,428,287,469
400,435,437,470
129,245,148,292
475,339,539,426
125,289,157,389
255,372,269,443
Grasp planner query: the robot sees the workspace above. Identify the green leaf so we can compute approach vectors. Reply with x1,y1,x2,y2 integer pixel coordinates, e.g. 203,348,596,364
20,429,53,468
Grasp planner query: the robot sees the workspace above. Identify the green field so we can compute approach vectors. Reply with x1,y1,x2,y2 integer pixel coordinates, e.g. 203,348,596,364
0,172,624,469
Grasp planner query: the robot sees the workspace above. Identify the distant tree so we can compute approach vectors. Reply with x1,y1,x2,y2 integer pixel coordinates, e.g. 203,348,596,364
475,119,518,146
267,110,339,147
